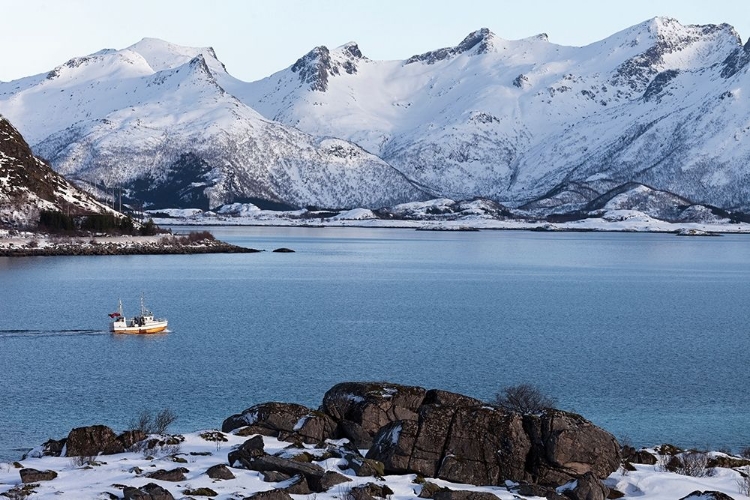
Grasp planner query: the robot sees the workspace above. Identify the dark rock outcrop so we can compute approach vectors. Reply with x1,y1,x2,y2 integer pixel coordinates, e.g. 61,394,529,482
221,381,618,491
679,492,735,500
621,446,657,465
364,389,618,488
123,483,175,500
65,425,123,457
233,454,350,492
324,441,385,477
145,467,188,482
433,490,504,500
206,463,235,480
348,482,394,500
564,472,610,500
228,435,266,467
514,483,568,500
523,410,621,485
322,382,427,448
282,475,312,495
418,481,445,498
222,402,336,444
243,490,294,500
367,406,531,484
118,429,147,450
19,468,58,483
36,438,66,457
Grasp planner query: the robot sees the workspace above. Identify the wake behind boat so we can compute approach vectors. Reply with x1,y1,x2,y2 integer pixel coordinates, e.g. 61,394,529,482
109,296,168,334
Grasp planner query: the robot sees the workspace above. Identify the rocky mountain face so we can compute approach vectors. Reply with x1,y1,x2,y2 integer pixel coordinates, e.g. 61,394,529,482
242,17,750,213
1,18,749,214
0,116,114,227
0,39,425,211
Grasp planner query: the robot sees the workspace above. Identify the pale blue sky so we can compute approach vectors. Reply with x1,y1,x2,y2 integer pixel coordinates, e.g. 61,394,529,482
2,0,748,83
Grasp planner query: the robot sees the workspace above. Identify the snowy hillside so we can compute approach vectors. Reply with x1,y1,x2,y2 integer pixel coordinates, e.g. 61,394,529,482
1,18,749,212
240,17,750,211
0,39,426,210
0,115,116,227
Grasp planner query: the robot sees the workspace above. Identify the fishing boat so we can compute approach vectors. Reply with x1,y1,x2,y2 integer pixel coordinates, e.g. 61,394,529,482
109,296,168,334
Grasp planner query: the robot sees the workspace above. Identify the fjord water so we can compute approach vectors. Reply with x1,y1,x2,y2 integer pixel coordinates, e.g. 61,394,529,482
1,227,749,460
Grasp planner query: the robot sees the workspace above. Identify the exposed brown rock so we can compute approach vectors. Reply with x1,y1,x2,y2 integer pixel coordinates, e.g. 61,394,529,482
322,382,427,448
223,402,336,444
65,425,123,457
206,463,235,480
145,467,188,482
123,482,175,500
19,468,58,483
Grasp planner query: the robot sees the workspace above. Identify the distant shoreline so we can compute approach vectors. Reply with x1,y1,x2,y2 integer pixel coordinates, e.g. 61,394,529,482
0,234,259,257
153,217,750,235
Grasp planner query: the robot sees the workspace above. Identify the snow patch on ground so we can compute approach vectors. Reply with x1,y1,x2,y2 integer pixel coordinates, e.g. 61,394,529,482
0,434,748,499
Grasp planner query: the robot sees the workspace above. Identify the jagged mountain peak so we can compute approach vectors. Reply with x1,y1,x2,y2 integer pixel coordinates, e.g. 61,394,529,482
291,41,365,92
336,42,366,60
405,27,500,65
607,17,743,93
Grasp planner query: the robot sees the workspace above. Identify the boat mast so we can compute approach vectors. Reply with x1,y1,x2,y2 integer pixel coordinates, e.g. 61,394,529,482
118,299,123,317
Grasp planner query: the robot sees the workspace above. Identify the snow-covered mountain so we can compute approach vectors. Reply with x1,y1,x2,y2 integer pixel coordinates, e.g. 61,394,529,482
1,18,749,213
0,116,116,227
240,17,750,211
0,39,426,210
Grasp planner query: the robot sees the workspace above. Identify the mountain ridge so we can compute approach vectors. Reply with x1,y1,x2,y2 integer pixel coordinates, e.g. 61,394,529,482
1,17,749,213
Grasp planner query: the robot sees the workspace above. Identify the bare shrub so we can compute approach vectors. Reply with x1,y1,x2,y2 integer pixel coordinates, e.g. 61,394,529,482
741,447,750,459
70,454,98,467
737,466,750,496
675,451,714,477
153,408,177,434
129,408,177,435
493,383,556,414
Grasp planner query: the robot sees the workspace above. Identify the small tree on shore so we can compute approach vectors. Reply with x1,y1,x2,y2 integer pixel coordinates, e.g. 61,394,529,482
493,383,556,414
129,408,177,435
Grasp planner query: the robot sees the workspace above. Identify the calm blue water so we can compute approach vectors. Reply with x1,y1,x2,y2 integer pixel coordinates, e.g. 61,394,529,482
1,227,750,460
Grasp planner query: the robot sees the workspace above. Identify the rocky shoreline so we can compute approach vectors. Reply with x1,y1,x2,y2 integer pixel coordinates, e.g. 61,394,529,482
4,381,748,499
0,234,260,257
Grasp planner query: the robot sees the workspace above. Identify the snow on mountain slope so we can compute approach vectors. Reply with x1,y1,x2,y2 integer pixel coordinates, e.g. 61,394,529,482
0,115,117,227
239,17,750,209
0,39,426,209
2,19,749,212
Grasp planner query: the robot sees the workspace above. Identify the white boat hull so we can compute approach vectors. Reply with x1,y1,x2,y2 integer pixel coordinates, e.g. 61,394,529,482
111,320,168,334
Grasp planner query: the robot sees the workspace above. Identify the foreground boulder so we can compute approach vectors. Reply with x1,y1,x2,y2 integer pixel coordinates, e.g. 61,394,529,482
348,482,394,500
228,435,266,467
222,381,619,490
365,391,619,487
322,382,427,447
244,490,294,500
146,467,189,482
367,406,531,484
524,410,621,485
679,492,735,500
232,454,350,492
222,402,336,444
206,463,236,480
123,483,175,500
19,468,57,483
64,425,146,457
66,425,123,456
